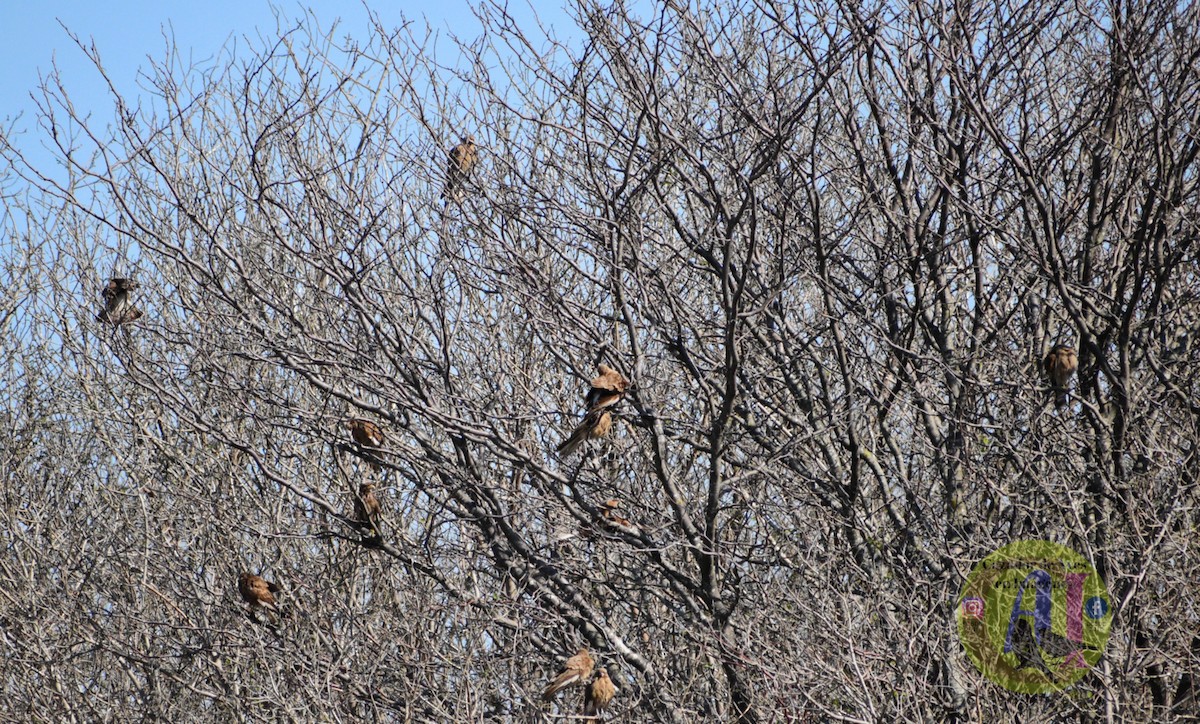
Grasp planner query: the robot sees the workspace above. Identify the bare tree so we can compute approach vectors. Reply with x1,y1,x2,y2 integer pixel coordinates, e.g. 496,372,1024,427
1,0,1198,721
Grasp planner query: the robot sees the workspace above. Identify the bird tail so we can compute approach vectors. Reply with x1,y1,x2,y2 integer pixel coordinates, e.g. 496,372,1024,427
541,673,579,701
356,512,381,538
442,182,464,204
1053,389,1067,408
556,431,583,457
249,601,282,626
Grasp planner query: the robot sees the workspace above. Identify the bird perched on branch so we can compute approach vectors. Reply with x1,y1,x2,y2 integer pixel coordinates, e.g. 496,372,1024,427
354,482,382,536
442,135,478,204
1035,624,1085,660
600,499,632,529
556,409,613,457
97,277,144,325
1043,344,1078,408
346,419,386,469
238,572,282,622
542,647,595,701
583,668,616,720
1009,618,1055,679
585,364,631,412
583,499,636,541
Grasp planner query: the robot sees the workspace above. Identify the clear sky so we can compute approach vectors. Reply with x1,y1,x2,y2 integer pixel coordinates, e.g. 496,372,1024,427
1,0,576,151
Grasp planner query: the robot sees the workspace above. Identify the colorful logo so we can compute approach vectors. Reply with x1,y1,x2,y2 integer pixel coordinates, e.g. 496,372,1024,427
957,540,1112,693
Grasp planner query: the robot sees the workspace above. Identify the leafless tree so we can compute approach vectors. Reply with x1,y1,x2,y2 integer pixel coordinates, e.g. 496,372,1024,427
2,0,1198,721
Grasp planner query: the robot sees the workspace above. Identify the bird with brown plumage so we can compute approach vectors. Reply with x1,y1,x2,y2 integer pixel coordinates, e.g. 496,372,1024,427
556,409,613,457
442,135,478,204
97,277,144,325
346,418,386,469
238,572,282,622
600,499,632,529
354,482,382,536
542,647,594,701
583,668,616,720
1044,344,1078,408
585,364,631,412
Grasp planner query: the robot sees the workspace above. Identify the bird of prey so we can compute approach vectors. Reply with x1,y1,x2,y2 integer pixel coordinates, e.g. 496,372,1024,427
583,668,616,720
585,364,631,412
1043,344,1078,408
442,135,478,204
583,499,636,541
556,409,613,457
238,572,282,621
346,419,386,469
599,499,632,529
1035,624,1088,660
97,277,144,325
542,647,595,701
1009,618,1056,679
354,482,382,535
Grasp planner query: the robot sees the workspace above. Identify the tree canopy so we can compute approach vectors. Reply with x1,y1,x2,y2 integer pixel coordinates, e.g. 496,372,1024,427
2,0,1198,720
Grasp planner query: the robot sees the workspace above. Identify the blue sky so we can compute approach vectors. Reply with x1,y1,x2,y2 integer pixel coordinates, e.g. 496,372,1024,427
1,0,576,153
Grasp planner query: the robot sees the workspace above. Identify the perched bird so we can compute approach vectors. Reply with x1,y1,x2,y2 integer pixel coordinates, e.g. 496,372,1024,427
442,135,478,203
556,409,613,457
346,419,386,469
97,277,144,325
583,499,635,541
542,647,595,701
1009,618,1055,679
1035,625,1084,660
238,572,282,620
347,418,385,448
585,364,631,412
1043,344,1078,408
599,499,632,529
583,668,616,720
353,482,382,535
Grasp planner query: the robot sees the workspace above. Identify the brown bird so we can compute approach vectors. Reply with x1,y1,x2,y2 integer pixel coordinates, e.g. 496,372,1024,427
353,482,382,534
97,277,144,325
442,135,478,203
542,647,595,701
583,499,632,541
585,364,631,412
346,418,385,469
599,499,632,529
238,572,282,619
556,409,613,457
1044,344,1078,408
583,668,616,720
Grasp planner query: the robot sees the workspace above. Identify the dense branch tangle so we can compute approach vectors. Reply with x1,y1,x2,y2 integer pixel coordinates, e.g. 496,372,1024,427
1,0,1198,721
